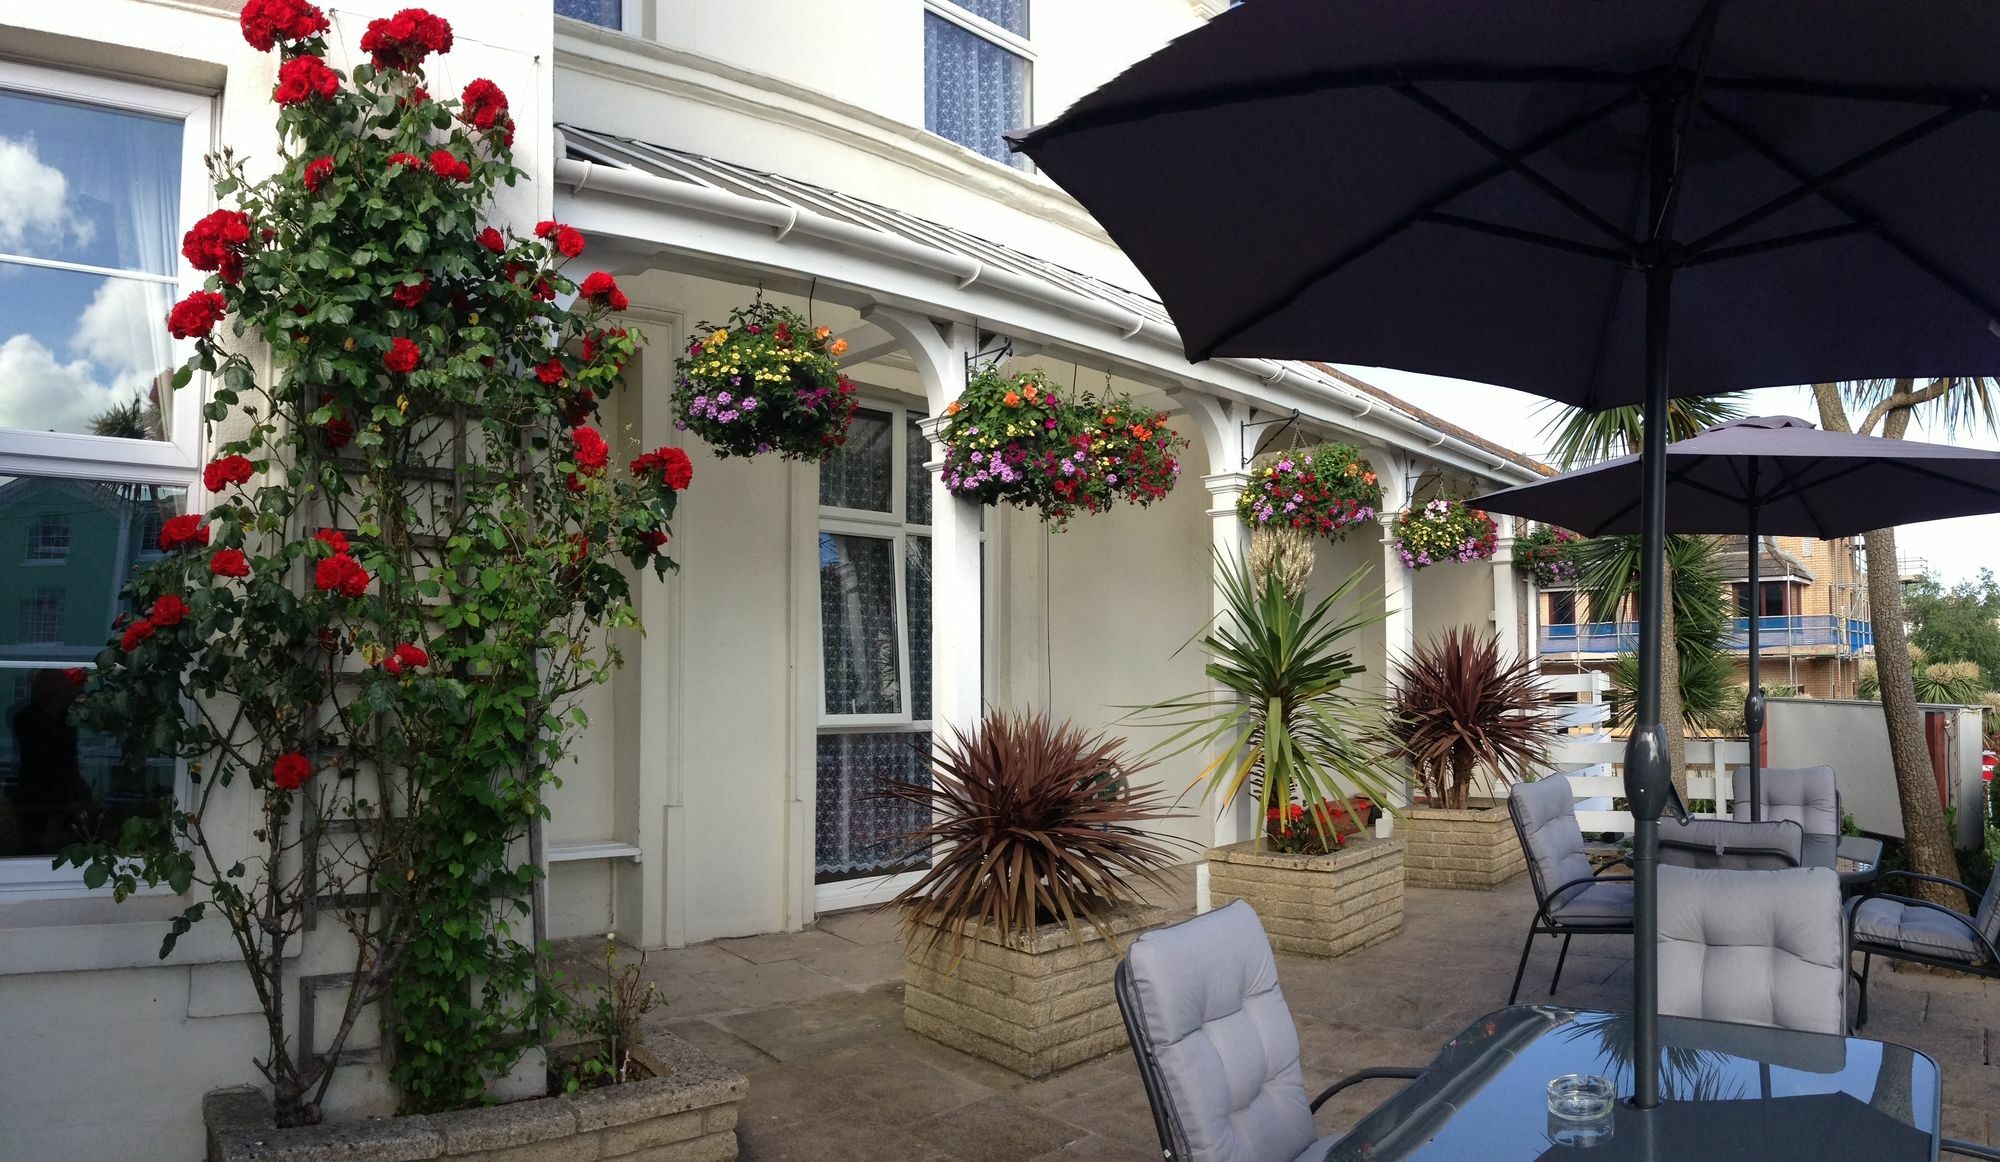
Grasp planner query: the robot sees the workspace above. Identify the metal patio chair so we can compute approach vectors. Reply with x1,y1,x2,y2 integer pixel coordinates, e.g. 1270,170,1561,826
1114,900,1421,1162
1732,765,1841,837
1658,816,1806,871
1847,869,2000,1029
1658,864,1847,1035
1507,776,1634,1004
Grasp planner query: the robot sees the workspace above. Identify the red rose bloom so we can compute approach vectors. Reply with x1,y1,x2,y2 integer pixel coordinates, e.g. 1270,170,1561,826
148,594,189,627
534,220,585,259
387,152,424,171
534,220,555,238
384,336,421,374
535,358,566,385
314,528,349,554
203,454,254,492
313,553,370,598
361,7,453,70
460,78,508,130
390,277,431,308
210,548,251,578
394,643,430,669
477,226,505,253
240,0,329,51
168,291,229,340
182,210,252,278
428,150,471,183
638,529,670,553
571,426,610,475
302,156,335,193
323,414,353,448
159,514,209,552
578,271,628,311
120,620,155,652
631,445,695,491
274,54,341,105
271,752,312,792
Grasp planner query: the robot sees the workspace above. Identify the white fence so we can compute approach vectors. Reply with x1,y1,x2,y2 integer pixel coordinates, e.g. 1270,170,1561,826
1537,671,1750,835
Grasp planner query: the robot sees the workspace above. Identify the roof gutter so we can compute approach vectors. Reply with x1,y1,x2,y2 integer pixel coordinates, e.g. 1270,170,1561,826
555,156,1536,483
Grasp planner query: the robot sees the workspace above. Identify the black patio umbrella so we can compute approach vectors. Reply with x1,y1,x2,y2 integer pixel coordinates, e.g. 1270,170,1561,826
1007,0,2000,1112
1470,415,2000,821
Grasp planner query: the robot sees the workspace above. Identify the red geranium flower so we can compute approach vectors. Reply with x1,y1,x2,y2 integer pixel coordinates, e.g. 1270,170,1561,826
384,336,421,374
210,548,251,578
168,290,229,340
460,78,508,130
360,7,453,70
274,54,341,105
203,454,254,492
571,426,610,475
313,553,371,598
302,156,335,193
182,210,252,280
428,150,471,183
535,357,566,385
272,752,312,791
314,528,349,554
240,0,329,51
578,271,629,311
477,226,505,253
390,277,431,308
149,594,189,627
159,514,210,552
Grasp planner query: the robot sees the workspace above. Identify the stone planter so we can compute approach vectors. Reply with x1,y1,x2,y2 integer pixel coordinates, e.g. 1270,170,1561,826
1206,834,1405,957
902,904,1165,1079
204,1030,746,1162
1399,800,1525,890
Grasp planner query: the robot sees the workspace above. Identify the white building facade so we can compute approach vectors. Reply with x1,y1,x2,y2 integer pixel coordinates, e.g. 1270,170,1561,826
0,2,1540,1157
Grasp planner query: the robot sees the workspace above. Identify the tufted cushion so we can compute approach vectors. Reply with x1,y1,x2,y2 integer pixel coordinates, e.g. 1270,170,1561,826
1976,877,2000,951
1849,895,1990,964
1658,864,1845,1035
1122,900,1318,1162
1733,766,1839,837
1510,777,1594,904
1659,817,1803,871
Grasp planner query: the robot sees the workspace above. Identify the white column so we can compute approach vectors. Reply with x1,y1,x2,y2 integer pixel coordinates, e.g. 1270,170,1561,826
1377,452,1416,676
1491,523,1521,663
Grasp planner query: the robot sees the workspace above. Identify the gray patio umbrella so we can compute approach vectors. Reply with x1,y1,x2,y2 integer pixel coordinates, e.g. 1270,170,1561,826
1007,0,2000,1111
1470,415,2000,821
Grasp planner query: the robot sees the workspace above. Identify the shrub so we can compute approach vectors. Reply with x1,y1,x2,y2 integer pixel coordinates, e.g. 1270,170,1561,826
1381,628,1558,809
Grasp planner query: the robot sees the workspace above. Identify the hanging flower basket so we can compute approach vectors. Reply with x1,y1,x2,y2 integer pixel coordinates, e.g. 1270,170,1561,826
672,300,856,461
1392,497,1499,569
937,366,1187,527
1515,522,1584,586
1236,442,1383,541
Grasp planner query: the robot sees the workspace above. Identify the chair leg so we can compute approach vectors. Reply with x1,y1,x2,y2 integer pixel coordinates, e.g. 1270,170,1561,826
1855,951,1873,1030
1549,933,1574,995
1509,927,1537,1005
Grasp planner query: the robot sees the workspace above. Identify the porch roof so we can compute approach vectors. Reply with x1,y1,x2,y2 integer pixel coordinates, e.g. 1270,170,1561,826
553,125,1545,486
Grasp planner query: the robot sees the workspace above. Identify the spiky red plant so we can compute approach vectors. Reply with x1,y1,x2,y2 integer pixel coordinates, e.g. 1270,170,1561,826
879,710,1187,961
1381,627,1559,809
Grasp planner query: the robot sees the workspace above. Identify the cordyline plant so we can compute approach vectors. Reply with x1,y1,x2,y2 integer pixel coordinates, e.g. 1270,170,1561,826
879,710,1186,962
1380,628,1558,809
58,2,689,1126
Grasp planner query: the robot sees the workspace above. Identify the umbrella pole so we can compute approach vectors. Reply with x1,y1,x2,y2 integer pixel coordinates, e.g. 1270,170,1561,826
1746,486,1764,821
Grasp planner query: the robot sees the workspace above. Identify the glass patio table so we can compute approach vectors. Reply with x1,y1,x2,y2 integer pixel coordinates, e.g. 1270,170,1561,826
1325,1005,1941,1161
1801,833,1885,889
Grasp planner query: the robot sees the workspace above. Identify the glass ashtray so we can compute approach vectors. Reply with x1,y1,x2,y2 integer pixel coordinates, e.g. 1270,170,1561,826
1547,1073,1616,1122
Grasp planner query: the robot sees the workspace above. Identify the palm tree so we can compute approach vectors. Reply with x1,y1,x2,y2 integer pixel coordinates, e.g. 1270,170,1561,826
1536,393,1748,470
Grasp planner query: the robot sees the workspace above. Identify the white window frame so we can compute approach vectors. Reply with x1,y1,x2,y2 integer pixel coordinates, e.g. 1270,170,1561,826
922,0,1036,168
25,513,71,563
16,588,66,644
0,61,212,897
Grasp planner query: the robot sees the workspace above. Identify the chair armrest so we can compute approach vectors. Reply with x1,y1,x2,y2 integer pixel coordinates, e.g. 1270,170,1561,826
1309,1066,1424,1112
1943,1139,2000,1160
1539,874,1633,924
1850,893,2000,966
1876,870,1981,909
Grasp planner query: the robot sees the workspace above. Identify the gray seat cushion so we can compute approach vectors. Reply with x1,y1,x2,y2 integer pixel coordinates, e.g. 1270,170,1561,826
1733,766,1839,837
1122,900,1318,1162
1658,864,1846,1035
1849,895,1989,964
1659,817,1804,871
1511,778,1592,894
1549,879,1635,924
1291,1136,1344,1162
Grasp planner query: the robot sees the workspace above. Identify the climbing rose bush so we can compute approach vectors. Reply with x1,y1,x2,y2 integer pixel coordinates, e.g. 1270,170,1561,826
62,5,687,1127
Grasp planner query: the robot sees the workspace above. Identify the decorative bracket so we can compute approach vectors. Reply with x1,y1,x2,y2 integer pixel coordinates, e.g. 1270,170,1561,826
1238,407,1301,467
963,334,1014,380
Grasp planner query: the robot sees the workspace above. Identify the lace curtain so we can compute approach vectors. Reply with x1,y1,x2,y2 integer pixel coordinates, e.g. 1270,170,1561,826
924,11,1029,166
554,0,622,29
815,732,933,881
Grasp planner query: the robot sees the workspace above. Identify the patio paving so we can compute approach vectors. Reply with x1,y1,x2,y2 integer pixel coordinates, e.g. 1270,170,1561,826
618,867,1999,1160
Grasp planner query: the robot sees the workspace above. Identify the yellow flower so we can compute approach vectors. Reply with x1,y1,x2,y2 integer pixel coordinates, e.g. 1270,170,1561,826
710,329,730,346
466,312,478,325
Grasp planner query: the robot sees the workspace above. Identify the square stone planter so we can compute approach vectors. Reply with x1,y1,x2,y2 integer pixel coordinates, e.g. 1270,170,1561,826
204,1029,746,1162
1399,800,1525,890
1206,834,1405,957
902,904,1165,1079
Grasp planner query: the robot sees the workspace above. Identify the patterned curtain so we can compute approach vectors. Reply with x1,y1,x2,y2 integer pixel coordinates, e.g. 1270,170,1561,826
924,12,1029,166
821,408,894,512
819,533,902,715
554,0,622,29
815,732,933,881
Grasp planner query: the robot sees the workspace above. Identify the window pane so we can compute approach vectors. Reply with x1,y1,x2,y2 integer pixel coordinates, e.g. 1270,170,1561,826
0,88,182,275
0,265,174,440
905,417,933,526
820,407,894,512
2,476,186,859
554,0,622,29
946,0,1029,36
907,536,932,723
820,532,902,715
925,12,1030,166
814,731,932,882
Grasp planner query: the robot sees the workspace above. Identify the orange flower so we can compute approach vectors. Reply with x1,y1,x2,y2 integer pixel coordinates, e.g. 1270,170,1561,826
1363,471,1378,485
829,338,849,356
1023,383,1039,400
1003,391,1022,408
1132,425,1152,440
946,400,962,415
814,325,831,340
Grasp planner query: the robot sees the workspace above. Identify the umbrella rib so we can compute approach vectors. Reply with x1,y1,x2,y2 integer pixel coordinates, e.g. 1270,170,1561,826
1682,105,1972,258
1764,454,1837,536
1421,213,1631,264
1683,222,1876,267
1702,74,2000,109
1191,89,1640,360
1697,98,2000,324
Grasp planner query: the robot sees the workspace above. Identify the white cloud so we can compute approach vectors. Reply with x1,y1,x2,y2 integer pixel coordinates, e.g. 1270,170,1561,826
0,333,146,435
0,135,96,255
72,278,170,375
